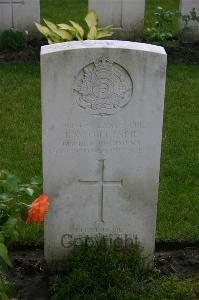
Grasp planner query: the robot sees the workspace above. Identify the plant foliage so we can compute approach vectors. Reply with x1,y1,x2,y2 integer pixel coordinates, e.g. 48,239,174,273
0,30,26,50
0,170,42,299
180,7,199,41
35,10,113,44
145,6,177,42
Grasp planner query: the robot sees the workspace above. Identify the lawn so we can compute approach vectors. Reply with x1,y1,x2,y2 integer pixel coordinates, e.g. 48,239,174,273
0,62,198,241
0,0,198,242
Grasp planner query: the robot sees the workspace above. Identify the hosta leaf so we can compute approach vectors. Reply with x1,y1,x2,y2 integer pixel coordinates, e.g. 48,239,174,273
69,21,84,39
47,38,53,44
96,30,113,39
43,19,58,32
58,23,76,33
0,243,12,267
98,25,112,31
54,29,73,40
85,10,98,28
35,22,51,37
87,26,97,39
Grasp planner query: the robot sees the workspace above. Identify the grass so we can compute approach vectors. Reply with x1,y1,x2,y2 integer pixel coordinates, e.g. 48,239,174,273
51,240,198,299
40,0,88,24
39,0,180,36
0,62,198,241
157,65,199,240
0,63,41,180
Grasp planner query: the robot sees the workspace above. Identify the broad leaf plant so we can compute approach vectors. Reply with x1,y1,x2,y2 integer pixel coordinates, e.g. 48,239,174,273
35,11,113,44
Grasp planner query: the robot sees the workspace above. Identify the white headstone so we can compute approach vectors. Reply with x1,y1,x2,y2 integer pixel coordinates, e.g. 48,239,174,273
179,0,199,42
88,0,145,40
0,0,40,37
41,40,167,267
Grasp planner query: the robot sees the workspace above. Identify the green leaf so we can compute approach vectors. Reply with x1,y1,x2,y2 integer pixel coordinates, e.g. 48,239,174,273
69,21,84,40
6,174,18,192
0,232,5,243
35,22,51,37
0,293,10,300
0,193,12,202
25,187,34,196
87,26,97,39
58,23,76,33
96,31,113,39
85,10,98,28
31,176,42,186
54,29,73,41
0,243,12,267
43,19,73,41
43,19,58,32
98,25,112,31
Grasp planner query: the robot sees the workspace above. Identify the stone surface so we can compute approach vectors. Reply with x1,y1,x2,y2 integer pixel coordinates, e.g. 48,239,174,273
179,0,199,42
41,40,167,267
88,0,145,40
0,0,40,37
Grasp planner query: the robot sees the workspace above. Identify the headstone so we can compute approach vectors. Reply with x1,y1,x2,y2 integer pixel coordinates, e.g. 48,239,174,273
0,0,40,37
179,0,199,42
88,0,145,40
41,40,167,268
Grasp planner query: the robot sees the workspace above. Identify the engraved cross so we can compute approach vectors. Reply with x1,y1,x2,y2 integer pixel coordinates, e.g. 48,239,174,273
0,0,24,28
79,160,123,223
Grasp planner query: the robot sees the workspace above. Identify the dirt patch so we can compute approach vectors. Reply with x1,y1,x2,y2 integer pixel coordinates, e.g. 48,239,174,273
0,40,199,64
8,248,50,300
166,43,199,64
7,243,199,300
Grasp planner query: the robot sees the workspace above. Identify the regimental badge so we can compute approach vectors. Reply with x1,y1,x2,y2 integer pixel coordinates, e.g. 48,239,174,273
73,56,133,116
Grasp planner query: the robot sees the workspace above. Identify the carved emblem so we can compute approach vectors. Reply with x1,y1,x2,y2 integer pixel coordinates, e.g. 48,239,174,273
73,56,133,115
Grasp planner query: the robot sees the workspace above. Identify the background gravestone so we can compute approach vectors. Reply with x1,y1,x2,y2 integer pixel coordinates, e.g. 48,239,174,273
88,0,145,40
179,0,199,42
0,0,40,37
41,40,167,267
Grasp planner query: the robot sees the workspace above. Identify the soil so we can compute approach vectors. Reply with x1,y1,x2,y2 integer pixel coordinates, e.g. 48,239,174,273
7,242,199,300
0,40,199,65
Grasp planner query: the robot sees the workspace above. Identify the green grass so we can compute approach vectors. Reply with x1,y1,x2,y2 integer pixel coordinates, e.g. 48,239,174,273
0,63,41,180
39,0,180,37
0,62,198,241
40,0,88,24
51,241,198,299
157,65,199,240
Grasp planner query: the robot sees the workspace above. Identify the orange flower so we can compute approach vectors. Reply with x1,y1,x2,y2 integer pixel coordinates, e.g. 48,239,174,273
26,193,49,224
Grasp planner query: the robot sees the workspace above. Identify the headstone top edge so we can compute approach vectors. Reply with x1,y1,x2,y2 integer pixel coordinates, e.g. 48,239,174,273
41,40,166,56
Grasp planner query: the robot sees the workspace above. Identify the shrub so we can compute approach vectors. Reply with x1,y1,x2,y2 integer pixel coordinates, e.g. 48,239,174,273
145,6,177,43
0,30,26,51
